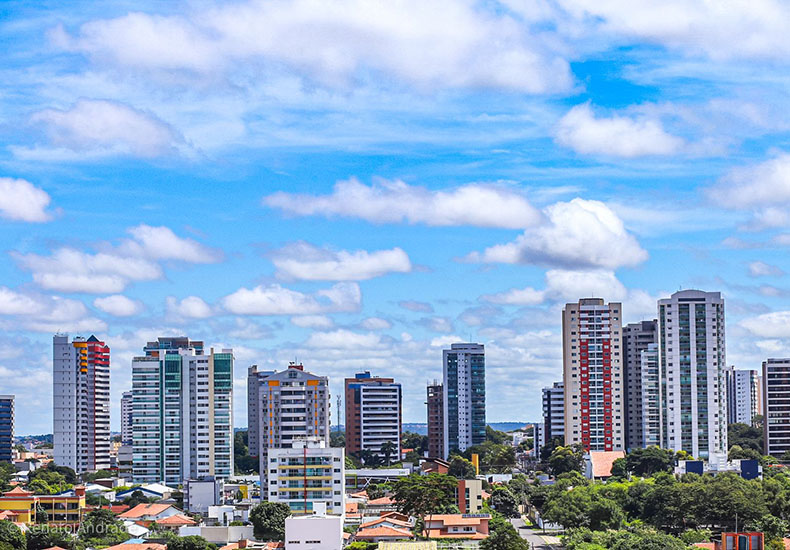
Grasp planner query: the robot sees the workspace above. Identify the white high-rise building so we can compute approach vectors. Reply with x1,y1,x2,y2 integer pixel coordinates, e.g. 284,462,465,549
248,363,330,495
640,344,660,448
344,372,401,460
132,337,233,485
727,367,759,425
53,334,111,473
266,438,344,517
658,290,727,459
443,343,486,457
623,320,658,450
562,299,625,451
120,391,133,445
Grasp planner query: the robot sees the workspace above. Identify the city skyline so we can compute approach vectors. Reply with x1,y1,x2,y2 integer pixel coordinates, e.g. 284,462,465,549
4,2,790,435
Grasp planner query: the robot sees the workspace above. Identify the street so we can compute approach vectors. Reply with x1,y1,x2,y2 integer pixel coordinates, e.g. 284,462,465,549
510,518,562,549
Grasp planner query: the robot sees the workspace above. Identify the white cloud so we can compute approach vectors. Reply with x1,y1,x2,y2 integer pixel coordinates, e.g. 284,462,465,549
748,260,784,278
711,153,790,210
741,310,790,338
222,282,361,315
264,178,541,229
28,99,183,158
13,224,220,293
556,103,684,158
360,317,392,330
419,316,454,333
291,315,335,329
93,294,143,316
166,296,213,319
272,242,411,281
0,178,53,222
398,300,434,313
482,286,545,306
52,1,573,93
305,329,385,350
0,286,106,332
469,198,647,269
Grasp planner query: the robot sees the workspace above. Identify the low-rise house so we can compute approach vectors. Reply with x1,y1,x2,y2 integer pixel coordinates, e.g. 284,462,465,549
422,514,489,540
354,525,414,543
0,486,87,526
118,503,181,522
284,513,343,550
366,496,397,515
104,541,166,550
115,483,175,501
358,517,413,531
219,541,283,550
179,525,255,545
456,479,484,514
184,478,223,514
154,514,197,531
583,451,626,480
419,458,449,475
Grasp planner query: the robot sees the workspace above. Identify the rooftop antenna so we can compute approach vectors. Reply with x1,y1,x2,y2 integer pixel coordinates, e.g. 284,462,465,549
336,395,341,432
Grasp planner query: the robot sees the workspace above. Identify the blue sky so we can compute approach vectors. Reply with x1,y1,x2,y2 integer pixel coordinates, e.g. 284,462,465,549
3,0,790,434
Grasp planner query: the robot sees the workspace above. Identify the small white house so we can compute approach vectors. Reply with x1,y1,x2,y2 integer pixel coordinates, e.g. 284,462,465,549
285,505,342,550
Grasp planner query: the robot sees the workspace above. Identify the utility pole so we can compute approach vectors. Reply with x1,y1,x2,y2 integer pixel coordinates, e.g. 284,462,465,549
336,394,341,432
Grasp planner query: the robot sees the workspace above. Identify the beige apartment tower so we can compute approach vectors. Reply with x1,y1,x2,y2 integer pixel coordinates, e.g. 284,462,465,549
562,299,625,451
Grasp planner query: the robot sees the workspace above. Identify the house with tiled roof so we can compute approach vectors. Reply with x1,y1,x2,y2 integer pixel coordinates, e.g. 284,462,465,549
118,503,181,522
355,525,415,542
154,514,197,531
584,451,626,480
422,514,490,540
104,543,166,550
359,516,412,530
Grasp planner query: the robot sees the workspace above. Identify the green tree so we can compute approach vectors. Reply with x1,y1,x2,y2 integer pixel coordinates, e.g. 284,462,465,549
78,509,130,546
448,456,476,479
624,446,674,477
393,473,458,537
548,444,584,476
479,515,529,550
249,501,291,541
25,527,73,550
167,536,216,550
489,486,519,518
0,521,25,550
380,441,397,465
401,432,428,455
680,528,713,545
234,431,258,475
329,430,345,448
485,426,509,444
729,422,764,453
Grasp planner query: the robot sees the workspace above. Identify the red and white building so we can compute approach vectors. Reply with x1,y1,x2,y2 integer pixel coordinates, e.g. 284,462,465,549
563,299,625,451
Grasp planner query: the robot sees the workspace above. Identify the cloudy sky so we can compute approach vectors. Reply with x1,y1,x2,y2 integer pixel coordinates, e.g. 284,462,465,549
3,0,790,434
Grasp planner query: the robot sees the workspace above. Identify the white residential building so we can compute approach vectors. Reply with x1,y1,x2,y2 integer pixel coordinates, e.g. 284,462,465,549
623,320,658,450
132,337,233,485
285,509,343,550
727,367,759,425
562,299,625,451
121,391,133,445
640,344,660,448
247,363,330,496
344,372,401,460
443,343,486,456
53,334,111,473
658,290,727,459
266,439,344,517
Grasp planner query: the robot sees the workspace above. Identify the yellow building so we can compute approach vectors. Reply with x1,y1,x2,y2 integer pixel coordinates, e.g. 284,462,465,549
0,486,87,526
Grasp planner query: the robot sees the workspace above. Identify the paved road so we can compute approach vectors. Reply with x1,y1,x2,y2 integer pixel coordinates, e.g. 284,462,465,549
510,518,561,549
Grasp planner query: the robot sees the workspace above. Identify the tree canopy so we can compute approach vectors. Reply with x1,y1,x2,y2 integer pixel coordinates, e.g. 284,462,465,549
249,501,290,541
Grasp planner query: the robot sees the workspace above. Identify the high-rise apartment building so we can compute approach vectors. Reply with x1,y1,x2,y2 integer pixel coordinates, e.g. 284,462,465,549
120,391,133,445
727,367,759,425
53,334,110,472
562,299,625,451
132,337,233,485
443,343,486,457
657,290,727,459
344,372,401,460
247,363,330,493
426,382,444,458
265,438,344,516
623,320,657,450
541,382,565,447
0,395,13,462
763,359,790,457
640,344,661,447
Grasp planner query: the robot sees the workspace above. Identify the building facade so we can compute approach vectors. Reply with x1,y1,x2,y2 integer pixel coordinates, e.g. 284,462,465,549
53,334,111,473
132,337,234,485
248,363,330,495
426,382,444,458
542,381,565,447
443,343,485,457
657,290,727,459
265,439,344,517
0,396,13,462
763,358,790,457
563,299,625,451
623,320,657,450
727,367,759,426
344,372,401,460
640,344,661,448
120,391,133,445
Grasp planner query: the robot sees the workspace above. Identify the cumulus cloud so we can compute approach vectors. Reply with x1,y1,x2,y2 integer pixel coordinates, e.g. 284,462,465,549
93,294,143,316
305,329,385,350
482,286,546,306
0,178,54,222
222,282,361,315
271,241,411,281
398,300,434,313
468,198,647,269
418,316,454,333
291,315,335,329
749,260,784,277
264,178,541,229
741,310,790,338
13,224,221,293
360,317,392,330
0,286,106,332
28,99,184,158
166,296,213,319
555,103,684,158
52,1,573,93
711,152,790,210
